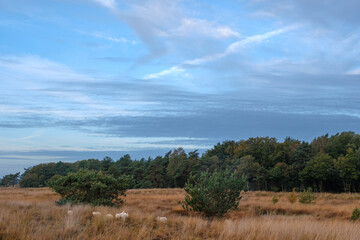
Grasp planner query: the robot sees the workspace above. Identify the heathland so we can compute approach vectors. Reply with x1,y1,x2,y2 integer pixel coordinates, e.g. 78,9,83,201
1,131,360,239
1,188,360,239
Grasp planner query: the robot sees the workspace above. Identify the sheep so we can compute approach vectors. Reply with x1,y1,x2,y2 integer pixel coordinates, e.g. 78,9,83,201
92,212,102,216
156,216,168,223
105,214,114,220
115,211,129,222
67,210,73,215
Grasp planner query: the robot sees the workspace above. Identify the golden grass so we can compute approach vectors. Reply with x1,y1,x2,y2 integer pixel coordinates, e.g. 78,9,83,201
0,188,359,239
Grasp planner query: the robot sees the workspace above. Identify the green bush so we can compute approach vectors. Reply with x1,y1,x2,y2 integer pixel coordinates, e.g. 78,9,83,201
351,208,360,221
182,170,247,217
299,187,316,204
48,170,130,206
272,195,279,204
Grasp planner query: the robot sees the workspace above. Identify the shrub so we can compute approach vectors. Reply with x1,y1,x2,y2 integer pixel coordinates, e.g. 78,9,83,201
299,187,316,204
351,208,360,221
288,188,297,203
272,195,279,204
48,170,130,206
182,170,247,217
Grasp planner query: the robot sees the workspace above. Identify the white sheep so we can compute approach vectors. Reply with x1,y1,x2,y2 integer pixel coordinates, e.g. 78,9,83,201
156,216,168,223
92,212,102,216
115,211,129,222
67,210,73,215
105,214,114,220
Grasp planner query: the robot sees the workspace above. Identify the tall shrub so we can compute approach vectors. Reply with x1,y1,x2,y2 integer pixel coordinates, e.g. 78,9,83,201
182,170,247,217
49,170,130,206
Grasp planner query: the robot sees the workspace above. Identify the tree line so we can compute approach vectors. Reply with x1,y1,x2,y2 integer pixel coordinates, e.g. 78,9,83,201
2,131,360,192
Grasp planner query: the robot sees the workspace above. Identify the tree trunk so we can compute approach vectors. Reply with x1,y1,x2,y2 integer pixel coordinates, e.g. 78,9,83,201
319,179,323,192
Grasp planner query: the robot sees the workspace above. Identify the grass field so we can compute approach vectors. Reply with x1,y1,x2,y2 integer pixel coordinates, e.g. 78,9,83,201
0,188,360,239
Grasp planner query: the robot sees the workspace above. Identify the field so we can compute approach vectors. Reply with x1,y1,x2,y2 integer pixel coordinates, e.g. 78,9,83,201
0,188,360,240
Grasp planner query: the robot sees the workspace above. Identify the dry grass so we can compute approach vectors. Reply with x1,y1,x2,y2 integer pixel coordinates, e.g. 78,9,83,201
0,188,359,240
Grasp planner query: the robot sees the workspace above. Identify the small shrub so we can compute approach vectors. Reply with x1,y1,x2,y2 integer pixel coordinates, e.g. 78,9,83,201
351,208,360,221
182,170,247,217
48,169,130,206
288,188,297,203
299,187,316,204
272,195,279,204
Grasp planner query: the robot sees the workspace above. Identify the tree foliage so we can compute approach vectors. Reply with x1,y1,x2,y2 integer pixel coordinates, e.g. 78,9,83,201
10,131,360,193
300,153,336,192
0,172,20,187
182,170,247,217
48,170,129,206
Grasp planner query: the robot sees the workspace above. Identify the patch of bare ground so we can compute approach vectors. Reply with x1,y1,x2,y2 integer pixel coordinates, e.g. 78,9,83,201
0,188,359,239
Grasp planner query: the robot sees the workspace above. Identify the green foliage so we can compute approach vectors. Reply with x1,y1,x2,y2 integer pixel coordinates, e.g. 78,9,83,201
335,148,360,192
272,195,279,204
19,162,73,187
19,173,40,187
299,188,316,204
269,162,289,191
288,189,297,203
17,131,360,193
182,170,247,217
0,172,20,187
48,170,130,206
300,153,336,192
351,208,360,221
140,155,169,188
326,132,360,159
101,156,113,172
167,148,189,187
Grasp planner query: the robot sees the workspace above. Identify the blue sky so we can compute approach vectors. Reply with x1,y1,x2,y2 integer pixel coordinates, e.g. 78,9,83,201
1,0,360,177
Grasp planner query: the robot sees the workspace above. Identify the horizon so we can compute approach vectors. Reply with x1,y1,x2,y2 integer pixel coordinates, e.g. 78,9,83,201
1,0,360,177
0,131,355,177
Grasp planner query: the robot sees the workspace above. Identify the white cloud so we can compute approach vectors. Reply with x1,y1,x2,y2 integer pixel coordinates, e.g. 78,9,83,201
113,0,243,60
173,18,241,39
0,55,197,123
91,0,117,10
92,32,137,44
0,55,94,84
225,27,290,54
143,66,184,79
122,2,240,39
75,30,137,45
347,68,360,75
0,130,210,152
143,26,294,79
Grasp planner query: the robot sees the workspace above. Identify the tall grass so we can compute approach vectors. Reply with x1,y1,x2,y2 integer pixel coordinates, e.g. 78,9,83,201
0,188,359,239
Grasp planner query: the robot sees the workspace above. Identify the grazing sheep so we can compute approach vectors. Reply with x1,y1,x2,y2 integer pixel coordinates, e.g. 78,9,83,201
67,210,73,215
156,216,168,223
105,214,114,220
92,212,101,216
115,211,129,222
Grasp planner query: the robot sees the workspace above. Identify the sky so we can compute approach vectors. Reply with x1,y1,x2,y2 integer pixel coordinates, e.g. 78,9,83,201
1,0,360,177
